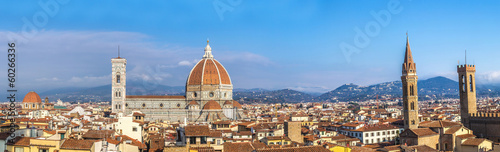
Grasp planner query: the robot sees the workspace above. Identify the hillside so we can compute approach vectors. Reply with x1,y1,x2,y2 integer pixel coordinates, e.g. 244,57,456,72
13,76,500,103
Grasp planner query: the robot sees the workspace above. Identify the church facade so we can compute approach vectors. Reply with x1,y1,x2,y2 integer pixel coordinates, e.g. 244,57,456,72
111,41,246,122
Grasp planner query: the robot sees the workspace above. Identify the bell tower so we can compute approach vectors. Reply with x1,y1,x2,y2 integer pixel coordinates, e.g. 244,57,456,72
111,54,126,113
401,35,419,130
458,63,477,128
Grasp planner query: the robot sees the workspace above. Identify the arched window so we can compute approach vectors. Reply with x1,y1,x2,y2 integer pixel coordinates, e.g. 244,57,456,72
115,92,118,97
116,75,121,83
410,85,414,96
470,74,474,92
462,75,466,93
411,102,415,110
118,92,121,97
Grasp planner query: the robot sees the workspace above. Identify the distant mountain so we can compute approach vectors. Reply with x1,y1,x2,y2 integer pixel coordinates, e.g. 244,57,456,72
37,80,185,103
317,76,461,102
18,76,500,103
233,89,316,104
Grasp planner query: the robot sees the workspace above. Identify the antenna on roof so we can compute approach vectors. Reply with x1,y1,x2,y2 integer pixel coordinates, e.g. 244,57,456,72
118,45,120,57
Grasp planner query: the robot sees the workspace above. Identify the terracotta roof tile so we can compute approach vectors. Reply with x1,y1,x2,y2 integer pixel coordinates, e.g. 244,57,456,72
410,128,438,137
203,100,222,110
7,137,32,146
185,125,210,136
457,134,476,139
233,100,243,109
60,139,96,150
223,142,267,152
187,59,231,85
188,100,199,105
462,138,488,146
419,120,461,128
23,91,42,103
82,130,114,139
255,146,330,152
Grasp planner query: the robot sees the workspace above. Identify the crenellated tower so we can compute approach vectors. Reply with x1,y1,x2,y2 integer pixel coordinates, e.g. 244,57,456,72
401,35,419,130
458,64,477,128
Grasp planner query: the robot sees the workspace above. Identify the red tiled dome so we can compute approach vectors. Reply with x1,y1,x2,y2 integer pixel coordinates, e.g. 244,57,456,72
187,59,231,85
187,41,231,86
203,100,222,110
233,100,243,109
23,91,42,103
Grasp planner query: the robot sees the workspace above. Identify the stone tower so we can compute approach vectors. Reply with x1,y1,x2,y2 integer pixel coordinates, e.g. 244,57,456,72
285,121,303,144
111,56,127,113
458,64,477,128
401,35,419,130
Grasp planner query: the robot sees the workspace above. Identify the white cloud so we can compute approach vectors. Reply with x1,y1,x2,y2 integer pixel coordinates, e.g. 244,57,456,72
177,59,200,66
217,52,273,65
0,30,278,91
35,77,59,81
477,71,500,84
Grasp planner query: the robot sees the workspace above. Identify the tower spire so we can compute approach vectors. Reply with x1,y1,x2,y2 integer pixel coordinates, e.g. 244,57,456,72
203,39,213,59
401,34,419,130
404,33,413,64
403,33,416,75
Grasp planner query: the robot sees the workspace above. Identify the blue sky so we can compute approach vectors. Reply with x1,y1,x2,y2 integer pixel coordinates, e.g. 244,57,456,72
2,0,500,93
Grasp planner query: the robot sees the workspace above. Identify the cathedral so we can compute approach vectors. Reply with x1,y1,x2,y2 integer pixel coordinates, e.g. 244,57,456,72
111,40,246,122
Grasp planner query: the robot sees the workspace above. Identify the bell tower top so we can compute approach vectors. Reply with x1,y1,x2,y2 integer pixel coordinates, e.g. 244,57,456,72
403,34,416,75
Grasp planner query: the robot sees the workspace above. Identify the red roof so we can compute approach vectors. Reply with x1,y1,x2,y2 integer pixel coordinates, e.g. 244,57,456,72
23,91,42,103
203,100,222,110
187,58,231,85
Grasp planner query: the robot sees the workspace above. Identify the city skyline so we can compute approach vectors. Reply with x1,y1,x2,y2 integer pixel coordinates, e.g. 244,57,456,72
2,1,500,93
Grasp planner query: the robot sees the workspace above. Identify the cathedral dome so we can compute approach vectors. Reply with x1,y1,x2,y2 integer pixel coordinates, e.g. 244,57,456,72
203,100,222,110
23,91,42,103
187,40,231,86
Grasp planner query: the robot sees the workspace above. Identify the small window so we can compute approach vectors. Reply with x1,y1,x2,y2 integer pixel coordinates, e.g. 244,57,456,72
411,102,415,110
125,103,128,107
470,74,474,92
133,127,137,132
410,85,414,96
209,92,214,97
190,137,196,144
15,147,24,152
142,103,146,108
462,75,466,93
160,103,164,108
117,75,121,83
